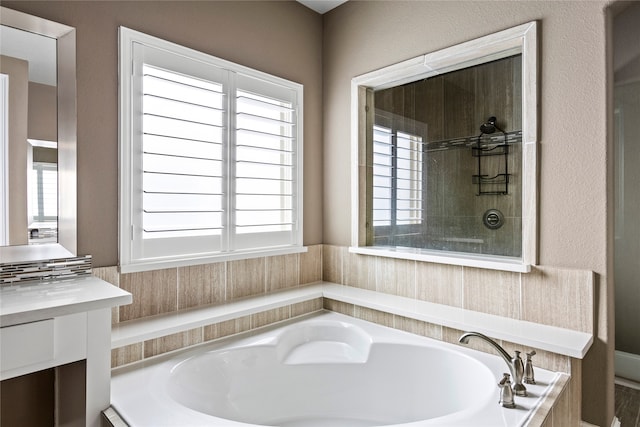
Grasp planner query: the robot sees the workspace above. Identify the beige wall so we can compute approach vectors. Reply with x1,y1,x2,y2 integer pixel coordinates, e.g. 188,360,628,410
322,1,613,425
28,82,57,142
2,0,324,266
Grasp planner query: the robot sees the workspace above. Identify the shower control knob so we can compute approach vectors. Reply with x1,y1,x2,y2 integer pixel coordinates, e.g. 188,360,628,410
483,209,504,230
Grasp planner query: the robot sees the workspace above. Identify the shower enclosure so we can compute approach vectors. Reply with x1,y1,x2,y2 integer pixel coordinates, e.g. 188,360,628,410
614,1,640,384
369,55,523,258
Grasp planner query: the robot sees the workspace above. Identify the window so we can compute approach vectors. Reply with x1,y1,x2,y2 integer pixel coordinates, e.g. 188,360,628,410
371,123,424,246
119,28,303,272
351,22,538,273
30,161,58,223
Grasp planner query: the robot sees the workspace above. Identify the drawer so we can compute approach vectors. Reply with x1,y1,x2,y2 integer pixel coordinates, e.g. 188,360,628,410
1,319,54,372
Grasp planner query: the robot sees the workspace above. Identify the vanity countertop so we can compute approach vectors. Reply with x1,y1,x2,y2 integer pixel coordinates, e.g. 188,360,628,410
0,276,132,327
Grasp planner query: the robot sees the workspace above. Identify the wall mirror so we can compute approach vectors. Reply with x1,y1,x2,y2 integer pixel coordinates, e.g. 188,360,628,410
0,7,76,262
350,22,537,272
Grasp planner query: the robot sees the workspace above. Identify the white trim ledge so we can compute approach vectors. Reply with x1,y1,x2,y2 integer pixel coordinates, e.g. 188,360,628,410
119,246,308,274
111,282,591,359
349,246,531,273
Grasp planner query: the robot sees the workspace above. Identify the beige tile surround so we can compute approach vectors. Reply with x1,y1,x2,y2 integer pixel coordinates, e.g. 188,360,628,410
101,245,594,366
322,245,594,334
110,298,323,367
96,245,323,367
101,244,591,424
93,245,323,326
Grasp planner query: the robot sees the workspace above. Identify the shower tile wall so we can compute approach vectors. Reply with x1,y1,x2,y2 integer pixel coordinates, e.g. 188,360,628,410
373,55,523,257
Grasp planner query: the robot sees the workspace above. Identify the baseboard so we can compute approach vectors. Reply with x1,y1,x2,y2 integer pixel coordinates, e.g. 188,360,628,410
580,419,620,427
616,376,640,391
615,350,640,383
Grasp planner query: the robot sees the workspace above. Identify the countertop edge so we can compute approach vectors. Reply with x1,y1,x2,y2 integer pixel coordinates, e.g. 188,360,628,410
1,277,132,327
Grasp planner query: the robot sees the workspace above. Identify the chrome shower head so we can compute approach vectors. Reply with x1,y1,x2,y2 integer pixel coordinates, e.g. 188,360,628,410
480,116,498,134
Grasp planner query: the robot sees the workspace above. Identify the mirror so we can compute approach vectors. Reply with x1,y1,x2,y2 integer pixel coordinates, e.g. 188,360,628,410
0,7,76,262
350,22,537,272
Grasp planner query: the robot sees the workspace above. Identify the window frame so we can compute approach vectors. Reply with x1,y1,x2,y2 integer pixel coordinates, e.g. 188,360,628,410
119,27,304,273
350,22,537,273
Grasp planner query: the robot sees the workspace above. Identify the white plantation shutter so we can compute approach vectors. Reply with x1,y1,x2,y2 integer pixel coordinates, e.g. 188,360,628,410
120,28,303,271
372,124,423,230
141,65,225,238
372,125,393,227
233,74,299,249
395,131,423,225
31,162,58,222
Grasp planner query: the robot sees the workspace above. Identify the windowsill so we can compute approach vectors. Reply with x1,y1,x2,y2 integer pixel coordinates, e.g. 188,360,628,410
349,246,531,273
119,245,308,274
111,282,592,359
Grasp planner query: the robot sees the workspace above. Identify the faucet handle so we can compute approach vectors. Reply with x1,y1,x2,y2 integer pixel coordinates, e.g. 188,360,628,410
498,373,516,408
498,372,511,386
524,350,536,384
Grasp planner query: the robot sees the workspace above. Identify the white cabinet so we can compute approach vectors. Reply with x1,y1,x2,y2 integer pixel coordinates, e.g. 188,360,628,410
1,319,55,373
0,277,131,427
0,314,87,380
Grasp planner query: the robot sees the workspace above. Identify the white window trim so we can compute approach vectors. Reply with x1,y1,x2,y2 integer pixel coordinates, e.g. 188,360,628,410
119,27,304,273
0,74,8,246
350,21,537,273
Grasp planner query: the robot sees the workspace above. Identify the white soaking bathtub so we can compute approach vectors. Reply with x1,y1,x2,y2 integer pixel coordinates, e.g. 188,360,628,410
110,311,560,426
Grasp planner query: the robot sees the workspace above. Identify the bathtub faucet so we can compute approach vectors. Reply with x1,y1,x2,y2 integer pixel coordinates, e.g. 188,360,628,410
458,332,527,397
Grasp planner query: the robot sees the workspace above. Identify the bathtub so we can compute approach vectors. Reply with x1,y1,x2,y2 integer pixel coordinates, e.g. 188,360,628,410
110,311,560,426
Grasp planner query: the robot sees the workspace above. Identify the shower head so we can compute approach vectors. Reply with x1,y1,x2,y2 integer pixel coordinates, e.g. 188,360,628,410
480,116,498,134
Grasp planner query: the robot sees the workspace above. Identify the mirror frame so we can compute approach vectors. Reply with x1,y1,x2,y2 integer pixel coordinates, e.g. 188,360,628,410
350,21,538,272
0,7,76,263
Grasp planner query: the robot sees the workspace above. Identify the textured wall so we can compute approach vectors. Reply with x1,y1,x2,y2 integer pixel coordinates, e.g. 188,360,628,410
2,0,324,266
322,1,613,425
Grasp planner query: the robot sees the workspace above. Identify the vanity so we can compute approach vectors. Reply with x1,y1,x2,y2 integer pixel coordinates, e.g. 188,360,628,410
1,271,131,427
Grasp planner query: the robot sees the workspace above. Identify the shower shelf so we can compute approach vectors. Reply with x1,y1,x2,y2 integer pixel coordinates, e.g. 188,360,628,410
472,173,510,184
473,139,510,195
472,144,509,157
472,174,510,195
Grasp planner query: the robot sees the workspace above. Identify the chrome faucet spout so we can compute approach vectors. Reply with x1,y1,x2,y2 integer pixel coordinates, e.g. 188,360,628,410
459,332,512,366
458,331,527,397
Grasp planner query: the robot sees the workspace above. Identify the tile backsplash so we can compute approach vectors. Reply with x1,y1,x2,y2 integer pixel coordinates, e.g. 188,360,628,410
0,255,92,285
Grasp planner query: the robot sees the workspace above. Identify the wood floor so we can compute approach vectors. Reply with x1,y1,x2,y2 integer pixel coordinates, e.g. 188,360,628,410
616,383,640,427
